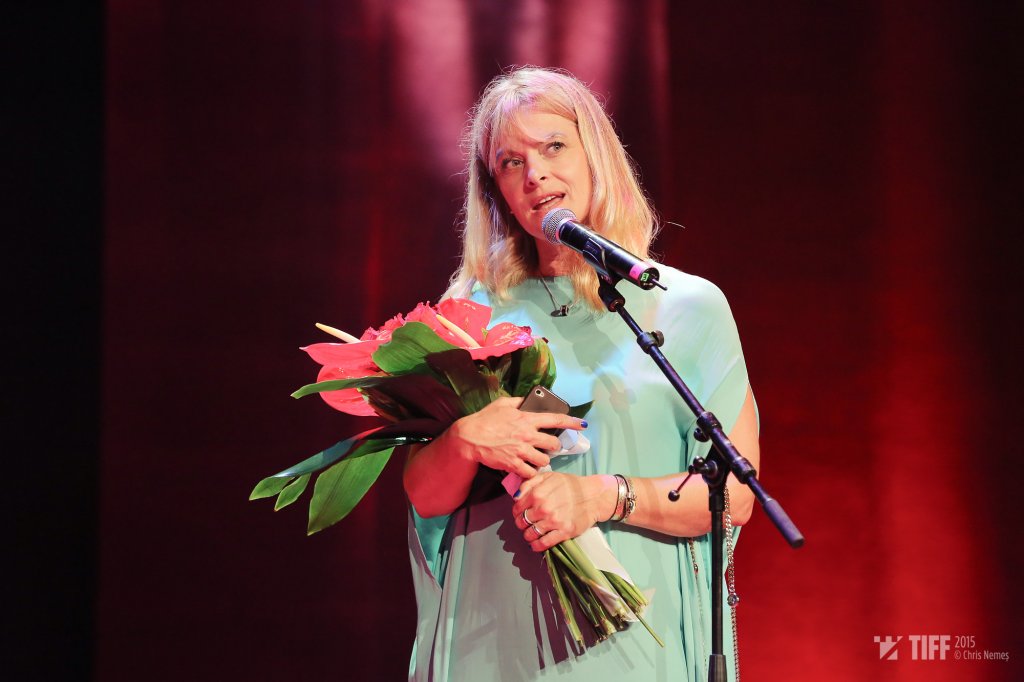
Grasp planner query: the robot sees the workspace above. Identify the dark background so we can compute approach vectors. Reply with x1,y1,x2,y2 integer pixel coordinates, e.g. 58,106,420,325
7,1,1022,680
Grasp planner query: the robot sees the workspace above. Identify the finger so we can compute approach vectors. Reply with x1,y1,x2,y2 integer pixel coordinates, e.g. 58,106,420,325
521,447,551,469
523,508,545,530
527,413,588,432
524,518,540,540
510,459,538,482
513,471,552,511
513,505,548,532
526,433,562,454
530,528,569,553
525,522,547,542
511,491,534,520
491,396,523,410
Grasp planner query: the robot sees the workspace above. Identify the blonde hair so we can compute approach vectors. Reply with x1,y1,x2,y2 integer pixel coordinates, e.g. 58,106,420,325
445,67,659,311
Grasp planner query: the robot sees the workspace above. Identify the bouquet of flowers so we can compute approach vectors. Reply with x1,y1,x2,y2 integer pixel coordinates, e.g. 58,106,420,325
250,298,661,648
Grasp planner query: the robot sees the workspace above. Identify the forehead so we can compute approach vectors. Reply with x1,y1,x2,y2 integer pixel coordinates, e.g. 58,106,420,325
494,110,578,150
490,111,579,175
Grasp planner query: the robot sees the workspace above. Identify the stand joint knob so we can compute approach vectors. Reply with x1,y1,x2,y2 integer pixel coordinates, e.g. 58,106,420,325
636,330,664,353
694,411,720,443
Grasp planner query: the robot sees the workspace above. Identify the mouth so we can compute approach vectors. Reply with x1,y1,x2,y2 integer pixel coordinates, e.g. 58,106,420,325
532,193,565,212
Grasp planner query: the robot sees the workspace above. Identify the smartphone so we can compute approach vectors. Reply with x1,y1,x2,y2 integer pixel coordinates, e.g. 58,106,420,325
518,385,570,436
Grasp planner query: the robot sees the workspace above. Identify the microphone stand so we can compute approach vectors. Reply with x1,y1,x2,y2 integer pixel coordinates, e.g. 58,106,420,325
596,277,803,682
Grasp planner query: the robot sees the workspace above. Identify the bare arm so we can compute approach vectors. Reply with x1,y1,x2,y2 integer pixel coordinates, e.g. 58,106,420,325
403,396,587,518
512,386,760,551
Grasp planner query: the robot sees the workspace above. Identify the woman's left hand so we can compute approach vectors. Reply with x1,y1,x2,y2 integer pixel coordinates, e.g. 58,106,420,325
511,472,617,552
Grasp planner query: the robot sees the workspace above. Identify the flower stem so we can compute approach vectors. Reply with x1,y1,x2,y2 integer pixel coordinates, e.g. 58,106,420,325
544,550,584,648
561,564,616,638
604,571,665,648
558,539,629,620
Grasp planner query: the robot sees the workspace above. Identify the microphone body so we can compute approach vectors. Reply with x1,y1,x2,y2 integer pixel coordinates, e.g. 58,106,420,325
541,208,662,290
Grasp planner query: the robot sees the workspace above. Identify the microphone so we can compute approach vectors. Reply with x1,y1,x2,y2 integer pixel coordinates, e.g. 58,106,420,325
541,209,665,290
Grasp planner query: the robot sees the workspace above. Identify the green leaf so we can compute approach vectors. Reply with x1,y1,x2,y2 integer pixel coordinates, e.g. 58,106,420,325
426,348,501,414
509,339,556,397
487,352,514,386
374,418,449,440
274,474,310,510
362,373,465,423
250,429,430,502
250,475,292,500
291,371,458,401
291,375,392,400
568,401,593,420
371,322,459,375
259,432,373,479
307,445,396,534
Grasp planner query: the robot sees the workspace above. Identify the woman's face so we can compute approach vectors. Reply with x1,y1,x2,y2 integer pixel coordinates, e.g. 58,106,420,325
492,109,593,245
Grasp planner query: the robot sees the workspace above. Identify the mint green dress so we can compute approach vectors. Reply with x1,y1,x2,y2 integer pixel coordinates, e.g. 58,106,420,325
408,266,750,681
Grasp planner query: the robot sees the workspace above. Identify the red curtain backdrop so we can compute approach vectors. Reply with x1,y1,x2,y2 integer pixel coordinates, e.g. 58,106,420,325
100,1,1021,680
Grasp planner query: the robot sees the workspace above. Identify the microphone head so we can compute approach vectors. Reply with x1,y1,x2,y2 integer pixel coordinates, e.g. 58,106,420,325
542,208,576,244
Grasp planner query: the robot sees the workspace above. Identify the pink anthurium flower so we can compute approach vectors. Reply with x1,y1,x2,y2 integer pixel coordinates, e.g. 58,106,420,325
302,299,535,415
314,364,382,416
469,321,535,360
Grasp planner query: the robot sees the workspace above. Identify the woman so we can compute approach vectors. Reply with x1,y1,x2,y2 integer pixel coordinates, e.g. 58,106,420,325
403,67,759,681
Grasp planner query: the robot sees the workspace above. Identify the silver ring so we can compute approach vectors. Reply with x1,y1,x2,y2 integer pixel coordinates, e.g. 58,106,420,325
522,509,532,526
530,523,546,537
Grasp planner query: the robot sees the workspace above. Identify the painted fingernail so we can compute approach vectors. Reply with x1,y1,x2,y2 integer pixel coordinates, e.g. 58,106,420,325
513,490,521,499
580,420,588,428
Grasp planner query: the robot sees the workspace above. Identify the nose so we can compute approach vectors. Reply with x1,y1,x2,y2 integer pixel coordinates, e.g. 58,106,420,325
525,159,547,186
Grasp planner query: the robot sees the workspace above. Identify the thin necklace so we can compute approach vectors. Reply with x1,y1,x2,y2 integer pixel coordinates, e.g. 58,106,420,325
539,277,573,317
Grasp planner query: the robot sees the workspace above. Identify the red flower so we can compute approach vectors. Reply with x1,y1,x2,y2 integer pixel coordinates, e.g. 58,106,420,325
302,299,534,415
312,365,383,416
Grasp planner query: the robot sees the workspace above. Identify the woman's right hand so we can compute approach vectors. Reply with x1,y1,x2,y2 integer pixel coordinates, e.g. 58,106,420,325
404,396,585,518
443,396,585,480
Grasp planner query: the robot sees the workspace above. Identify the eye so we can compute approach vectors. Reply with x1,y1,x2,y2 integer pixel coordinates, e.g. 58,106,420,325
546,141,566,154
499,156,523,173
